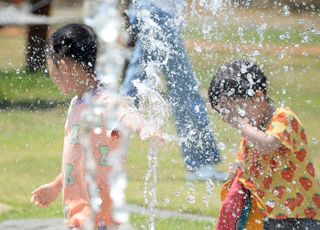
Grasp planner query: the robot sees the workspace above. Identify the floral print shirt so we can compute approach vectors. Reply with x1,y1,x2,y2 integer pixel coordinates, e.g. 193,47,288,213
238,107,319,220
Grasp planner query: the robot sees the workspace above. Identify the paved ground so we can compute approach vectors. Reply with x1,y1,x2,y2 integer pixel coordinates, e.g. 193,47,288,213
0,204,213,230
0,218,65,230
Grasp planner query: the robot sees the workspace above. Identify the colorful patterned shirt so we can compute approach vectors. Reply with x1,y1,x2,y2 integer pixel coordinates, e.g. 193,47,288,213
238,107,320,220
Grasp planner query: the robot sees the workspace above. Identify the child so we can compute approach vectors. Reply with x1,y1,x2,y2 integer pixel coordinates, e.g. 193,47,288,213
30,24,160,230
208,60,320,229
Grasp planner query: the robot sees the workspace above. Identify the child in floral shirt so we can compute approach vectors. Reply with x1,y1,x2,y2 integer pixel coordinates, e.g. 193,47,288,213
208,60,320,229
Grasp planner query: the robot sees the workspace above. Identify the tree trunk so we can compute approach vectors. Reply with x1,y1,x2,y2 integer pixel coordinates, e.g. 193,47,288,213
26,0,51,72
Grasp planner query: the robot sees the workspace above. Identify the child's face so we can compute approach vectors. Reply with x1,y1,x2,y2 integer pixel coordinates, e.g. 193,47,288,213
47,58,77,94
215,94,265,127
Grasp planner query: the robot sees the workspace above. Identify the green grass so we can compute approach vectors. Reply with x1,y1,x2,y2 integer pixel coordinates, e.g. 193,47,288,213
0,50,319,228
0,70,67,104
182,7,320,46
0,8,320,229
0,34,25,70
182,26,320,46
0,108,223,223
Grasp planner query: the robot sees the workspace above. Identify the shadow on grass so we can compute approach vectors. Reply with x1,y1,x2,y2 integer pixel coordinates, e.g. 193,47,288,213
0,99,69,110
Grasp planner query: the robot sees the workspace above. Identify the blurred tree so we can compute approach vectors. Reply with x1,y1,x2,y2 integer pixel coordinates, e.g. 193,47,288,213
26,0,52,72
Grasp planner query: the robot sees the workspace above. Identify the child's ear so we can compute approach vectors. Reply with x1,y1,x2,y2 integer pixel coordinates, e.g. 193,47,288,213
60,59,72,75
254,90,265,102
59,59,67,73
256,90,264,97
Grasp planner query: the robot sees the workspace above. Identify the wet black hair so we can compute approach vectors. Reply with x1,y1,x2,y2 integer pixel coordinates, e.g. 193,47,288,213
208,60,267,108
47,23,98,73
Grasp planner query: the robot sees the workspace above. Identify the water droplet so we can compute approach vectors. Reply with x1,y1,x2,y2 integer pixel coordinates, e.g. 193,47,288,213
202,196,209,208
185,182,195,192
302,52,309,57
237,107,246,117
164,198,170,206
248,50,260,59
301,33,309,43
94,107,103,115
277,50,286,60
194,45,202,53
217,142,225,151
297,19,304,24
279,32,290,41
94,127,102,134
255,219,262,224
247,89,255,97
237,27,244,41
194,105,200,113
187,195,195,204
206,180,215,195
282,5,290,16
266,200,276,208
240,63,248,74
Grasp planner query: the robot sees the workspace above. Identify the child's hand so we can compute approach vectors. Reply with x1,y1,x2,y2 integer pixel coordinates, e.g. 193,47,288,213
30,182,60,208
227,162,243,180
225,115,248,130
218,106,248,130
140,129,168,144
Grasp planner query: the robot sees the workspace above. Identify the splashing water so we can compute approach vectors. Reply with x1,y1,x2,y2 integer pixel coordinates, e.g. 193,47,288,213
82,0,131,227
143,141,159,230
80,95,105,229
134,76,171,229
77,0,320,229
83,0,128,89
82,1,173,228
80,89,132,229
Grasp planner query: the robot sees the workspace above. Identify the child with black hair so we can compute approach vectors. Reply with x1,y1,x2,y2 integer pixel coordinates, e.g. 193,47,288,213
208,60,320,229
30,23,160,230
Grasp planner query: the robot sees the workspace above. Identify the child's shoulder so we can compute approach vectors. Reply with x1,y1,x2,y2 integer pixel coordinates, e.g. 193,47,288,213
274,107,294,116
68,96,79,107
71,95,78,103
272,107,302,125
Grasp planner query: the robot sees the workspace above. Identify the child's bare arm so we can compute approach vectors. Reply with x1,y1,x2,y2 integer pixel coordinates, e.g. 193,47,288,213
238,118,280,154
51,173,62,190
31,173,62,208
120,110,145,134
120,111,162,140
116,98,162,139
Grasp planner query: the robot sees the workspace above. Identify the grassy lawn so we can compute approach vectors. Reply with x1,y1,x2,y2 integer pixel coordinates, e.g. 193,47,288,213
0,49,319,228
182,7,320,46
0,71,67,104
0,7,319,230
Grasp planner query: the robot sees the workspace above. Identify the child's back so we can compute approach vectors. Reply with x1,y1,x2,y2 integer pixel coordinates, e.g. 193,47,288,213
62,88,124,227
